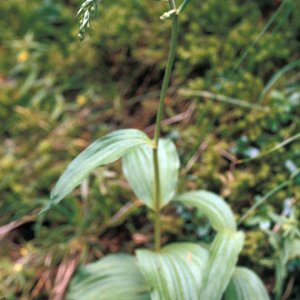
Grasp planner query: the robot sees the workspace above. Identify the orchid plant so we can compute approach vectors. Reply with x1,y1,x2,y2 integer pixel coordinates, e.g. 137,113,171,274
48,1,270,299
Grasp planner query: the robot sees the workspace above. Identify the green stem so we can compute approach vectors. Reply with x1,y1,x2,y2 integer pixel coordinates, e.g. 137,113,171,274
153,149,161,251
154,6,178,146
153,0,179,252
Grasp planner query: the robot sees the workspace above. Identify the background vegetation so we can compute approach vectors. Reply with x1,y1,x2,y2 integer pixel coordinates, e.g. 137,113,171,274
0,0,299,299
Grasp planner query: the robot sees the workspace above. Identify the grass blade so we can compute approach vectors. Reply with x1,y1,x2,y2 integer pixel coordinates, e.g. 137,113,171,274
180,89,270,112
238,132,300,164
260,59,300,101
238,168,300,225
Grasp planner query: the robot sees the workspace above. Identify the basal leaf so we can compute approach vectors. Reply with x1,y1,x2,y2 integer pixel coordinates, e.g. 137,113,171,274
67,254,150,300
51,129,152,205
122,139,180,210
224,267,270,300
199,230,245,300
173,190,236,231
136,243,208,300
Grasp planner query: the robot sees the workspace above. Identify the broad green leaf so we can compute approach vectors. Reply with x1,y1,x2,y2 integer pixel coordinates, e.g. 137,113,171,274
122,139,180,210
224,267,270,300
199,230,245,300
67,254,150,300
174,190,236,231
51,129,152,205
136,243,209,300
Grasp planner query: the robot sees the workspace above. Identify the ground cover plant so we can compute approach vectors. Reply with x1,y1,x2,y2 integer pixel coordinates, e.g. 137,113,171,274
0,0,299,299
